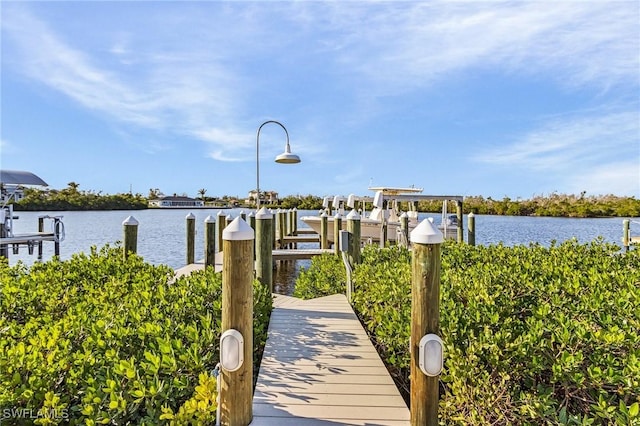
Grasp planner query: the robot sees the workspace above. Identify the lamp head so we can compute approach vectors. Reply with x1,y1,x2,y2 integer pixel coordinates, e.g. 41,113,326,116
275,144,301,164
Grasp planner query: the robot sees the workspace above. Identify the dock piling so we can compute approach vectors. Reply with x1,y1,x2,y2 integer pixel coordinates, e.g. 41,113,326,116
410,219,444,426
204,215,216,267
122,216,139,259
468,212,476,246
456,200,464,243
623,219,630,252
347,209,361,265
334,213,342,255
320,212,328,249
220,217,254,426
217,210,226,253
186,212,196,265
256,207,273,291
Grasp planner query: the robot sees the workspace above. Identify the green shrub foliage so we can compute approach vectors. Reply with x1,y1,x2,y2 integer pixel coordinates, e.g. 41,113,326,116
0,246,272,425
295,242,640,424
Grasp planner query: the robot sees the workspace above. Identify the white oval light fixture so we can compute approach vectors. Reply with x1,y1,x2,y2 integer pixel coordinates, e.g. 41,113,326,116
419,334,444,377
220,329,244,372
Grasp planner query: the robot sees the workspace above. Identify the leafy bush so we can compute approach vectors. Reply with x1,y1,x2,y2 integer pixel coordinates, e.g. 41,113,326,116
295,242,640,424
0,246,272,424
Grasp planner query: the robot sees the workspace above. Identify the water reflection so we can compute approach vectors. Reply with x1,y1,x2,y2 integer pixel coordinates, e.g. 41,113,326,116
273,259,311,296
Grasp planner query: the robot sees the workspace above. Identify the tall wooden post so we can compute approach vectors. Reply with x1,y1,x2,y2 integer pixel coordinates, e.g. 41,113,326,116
410,219,444,426
0,209,7,259
400,212,410,247
220,217,254,426
217,210,226,252
320,212,328,249
468,213,476,246
292,208,298,235
186,212,196,265
204,215,216,267
248,212,256,231
623,219,630,252
226,214,233,227
334,213,343,255
240,210,246,221
256,207,273,291
456,200,464,243
285,209,292,237
347,209,361,265
122,216,138,259
271,209,277,250
380,204,388,248
38,216,44,261
278,209,286,248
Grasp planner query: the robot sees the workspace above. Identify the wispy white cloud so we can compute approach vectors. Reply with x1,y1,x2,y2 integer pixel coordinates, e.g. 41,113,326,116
567,161,640,196
1,5,245,158
312,1,639,93
475,110,638,169
474,108,640,195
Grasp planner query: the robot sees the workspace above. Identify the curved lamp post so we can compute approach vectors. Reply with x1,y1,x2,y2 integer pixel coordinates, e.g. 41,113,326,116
256,120,301,209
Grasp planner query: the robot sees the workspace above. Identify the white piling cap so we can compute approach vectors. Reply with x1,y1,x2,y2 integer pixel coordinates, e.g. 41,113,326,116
346,209,361,220
186,212,195,219
410,218,444,245
223,217,255,241
321,212,328,218
334,212,342,218
205,215,215,223
468,212,475,217
248,211,255,218
255,207,273,219
400,212,408,218
122,215,138,226
217,210,226,217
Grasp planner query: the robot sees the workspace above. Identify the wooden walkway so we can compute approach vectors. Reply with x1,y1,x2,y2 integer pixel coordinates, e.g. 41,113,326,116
252,294,409,425
173,249,334,279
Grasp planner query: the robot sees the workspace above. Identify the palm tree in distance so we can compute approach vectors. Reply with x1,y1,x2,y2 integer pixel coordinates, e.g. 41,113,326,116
198,188,207,200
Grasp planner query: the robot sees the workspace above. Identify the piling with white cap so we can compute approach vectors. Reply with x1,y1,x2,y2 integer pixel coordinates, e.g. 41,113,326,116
255,207,273,291
220,217,254,425
346,209,361,265
122,215,139,258
409,219,444,425
186,212,196,265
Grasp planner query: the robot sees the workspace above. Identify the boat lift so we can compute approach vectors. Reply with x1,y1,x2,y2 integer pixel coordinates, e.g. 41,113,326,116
0,170,65,260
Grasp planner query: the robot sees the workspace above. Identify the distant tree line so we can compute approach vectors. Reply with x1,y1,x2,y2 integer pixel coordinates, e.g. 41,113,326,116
416,193,640,218
8,183,640,217
13,182,147,211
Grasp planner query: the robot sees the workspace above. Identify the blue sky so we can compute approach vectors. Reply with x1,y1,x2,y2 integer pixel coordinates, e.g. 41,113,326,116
1,1,638,200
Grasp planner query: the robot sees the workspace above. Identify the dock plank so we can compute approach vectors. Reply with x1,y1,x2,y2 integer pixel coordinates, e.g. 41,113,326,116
252,294,409,425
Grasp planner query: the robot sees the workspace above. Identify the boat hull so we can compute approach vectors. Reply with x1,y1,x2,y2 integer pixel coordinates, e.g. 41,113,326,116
301,216,414,243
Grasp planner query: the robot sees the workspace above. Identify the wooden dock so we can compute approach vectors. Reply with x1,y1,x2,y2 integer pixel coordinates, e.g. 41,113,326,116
252,294,409,425
173,248,333,279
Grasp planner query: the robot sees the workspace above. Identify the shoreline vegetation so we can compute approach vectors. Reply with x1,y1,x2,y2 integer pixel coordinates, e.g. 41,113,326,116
9,183,640,218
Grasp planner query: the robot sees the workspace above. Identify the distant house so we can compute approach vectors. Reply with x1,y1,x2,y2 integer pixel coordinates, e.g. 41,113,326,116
246,190,279,206
1,185,25,203
148,195,204,208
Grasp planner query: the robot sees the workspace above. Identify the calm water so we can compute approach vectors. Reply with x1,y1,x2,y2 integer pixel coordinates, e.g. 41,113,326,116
6,208,634,290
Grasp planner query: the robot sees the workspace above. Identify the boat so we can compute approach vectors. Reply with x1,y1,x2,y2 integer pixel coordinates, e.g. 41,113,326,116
439,214,459,240
301,187,424,244
1,170,65,259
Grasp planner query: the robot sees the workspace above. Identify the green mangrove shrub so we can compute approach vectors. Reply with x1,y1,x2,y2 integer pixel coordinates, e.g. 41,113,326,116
295,242,640,424
0,246,272,425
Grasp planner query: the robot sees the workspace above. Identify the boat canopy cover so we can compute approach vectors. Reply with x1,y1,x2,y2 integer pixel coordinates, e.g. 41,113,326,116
0,170,48,186
368,186,423,195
